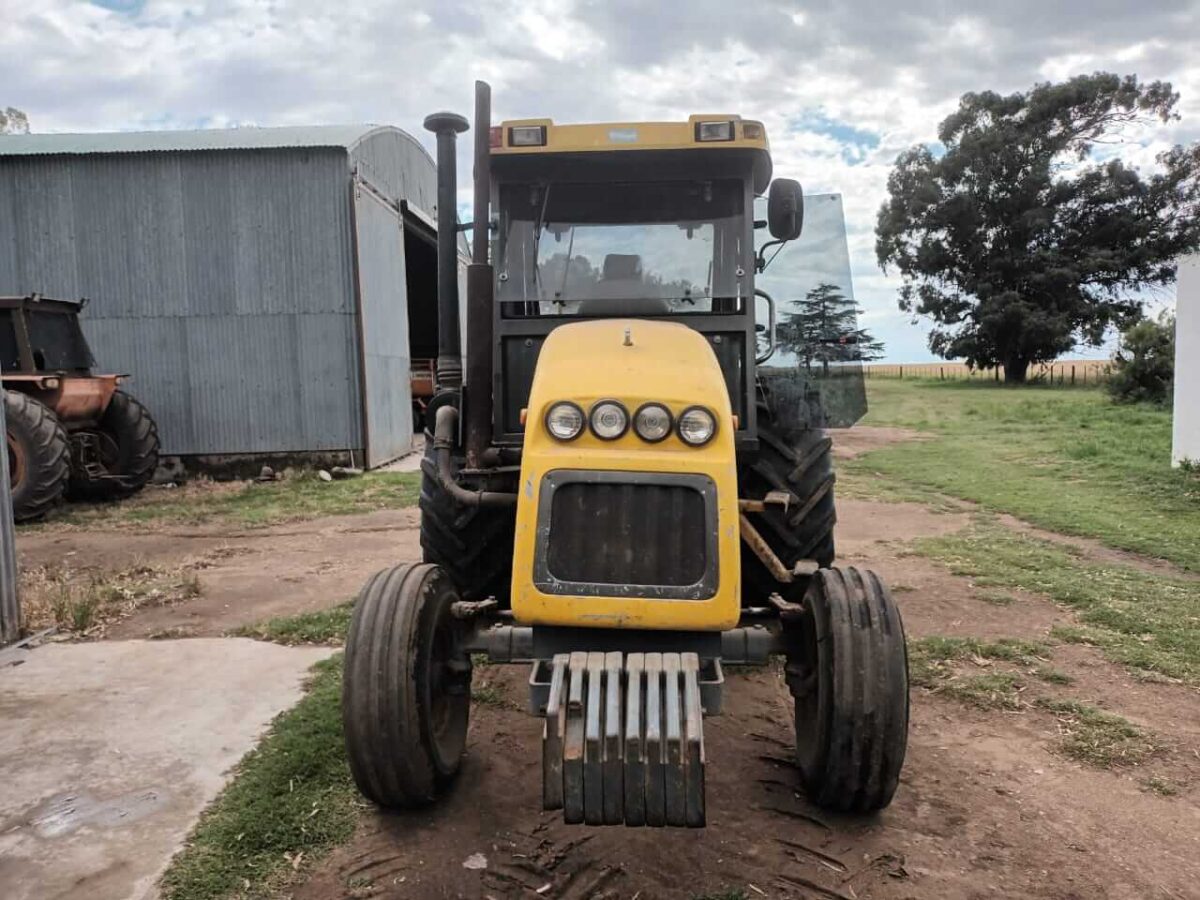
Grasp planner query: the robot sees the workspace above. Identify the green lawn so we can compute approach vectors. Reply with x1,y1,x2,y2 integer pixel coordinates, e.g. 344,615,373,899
160,657,358,900
41,471,421,530
846,379,1200,570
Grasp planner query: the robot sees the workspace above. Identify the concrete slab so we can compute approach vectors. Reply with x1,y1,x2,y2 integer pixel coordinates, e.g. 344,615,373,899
0,638,332,900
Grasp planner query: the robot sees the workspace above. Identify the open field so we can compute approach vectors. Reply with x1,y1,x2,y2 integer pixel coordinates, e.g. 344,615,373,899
842,379,1200,570
8,380,1200,900
865,358,1111,384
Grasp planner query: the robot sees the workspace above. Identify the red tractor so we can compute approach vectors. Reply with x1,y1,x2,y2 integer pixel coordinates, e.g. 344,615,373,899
2,295,159,521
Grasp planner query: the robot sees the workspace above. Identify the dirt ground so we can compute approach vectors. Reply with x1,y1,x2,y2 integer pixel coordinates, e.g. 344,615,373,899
12,431,1200,900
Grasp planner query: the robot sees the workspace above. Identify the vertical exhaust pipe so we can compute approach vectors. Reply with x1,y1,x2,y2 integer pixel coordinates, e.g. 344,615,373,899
423,110,469,393
464,81,494,467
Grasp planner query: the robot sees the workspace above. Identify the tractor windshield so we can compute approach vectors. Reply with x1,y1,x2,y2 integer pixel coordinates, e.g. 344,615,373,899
496,179,749,315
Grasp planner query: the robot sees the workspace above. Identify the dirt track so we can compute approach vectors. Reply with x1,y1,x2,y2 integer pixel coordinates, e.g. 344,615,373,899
289,499,1200,900
13,433,1200,900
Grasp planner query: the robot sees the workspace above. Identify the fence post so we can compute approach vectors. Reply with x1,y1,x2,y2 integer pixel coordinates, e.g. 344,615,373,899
0,395,21,646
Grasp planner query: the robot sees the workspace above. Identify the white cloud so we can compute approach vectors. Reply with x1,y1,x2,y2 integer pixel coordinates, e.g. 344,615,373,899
1,0,1197,361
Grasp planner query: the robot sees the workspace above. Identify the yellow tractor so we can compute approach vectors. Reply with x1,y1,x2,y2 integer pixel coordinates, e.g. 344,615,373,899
342,82,908,826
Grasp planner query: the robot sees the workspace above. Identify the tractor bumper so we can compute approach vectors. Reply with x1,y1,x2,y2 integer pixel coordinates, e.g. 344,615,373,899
537,651,720,827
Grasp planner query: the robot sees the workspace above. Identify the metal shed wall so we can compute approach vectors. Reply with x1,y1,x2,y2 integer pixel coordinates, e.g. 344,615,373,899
0,124,443,462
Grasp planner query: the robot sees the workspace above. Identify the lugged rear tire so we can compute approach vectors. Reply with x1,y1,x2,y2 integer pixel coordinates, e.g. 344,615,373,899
419,437,515,603
68,389,160,501
738,401,836,603
5,390,69,522
342,563,472,808
787,566,909,812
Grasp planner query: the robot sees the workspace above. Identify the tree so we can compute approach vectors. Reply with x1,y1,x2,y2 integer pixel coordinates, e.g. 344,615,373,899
1107,312,1175,406
777,282,886,370
0,107,30,134
876,73,1200,383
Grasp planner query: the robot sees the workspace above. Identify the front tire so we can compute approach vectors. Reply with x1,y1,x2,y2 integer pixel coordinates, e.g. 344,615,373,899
5,390,69,522
786,566,909,812
342,563,472,808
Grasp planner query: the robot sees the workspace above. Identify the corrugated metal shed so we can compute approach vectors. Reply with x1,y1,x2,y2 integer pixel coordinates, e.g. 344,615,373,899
0,125,440,465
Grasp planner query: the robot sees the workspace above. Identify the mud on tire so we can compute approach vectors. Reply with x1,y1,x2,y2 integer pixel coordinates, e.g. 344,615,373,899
738,401,836,603
419,437,516,604
69,390,160,501
342,563,472,808
787,566,909,812
5,390,70,522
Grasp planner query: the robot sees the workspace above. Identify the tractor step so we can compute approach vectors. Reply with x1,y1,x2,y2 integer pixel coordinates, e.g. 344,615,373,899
540,651,709,827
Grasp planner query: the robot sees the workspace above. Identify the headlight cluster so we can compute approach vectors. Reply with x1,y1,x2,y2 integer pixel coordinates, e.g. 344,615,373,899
544,400,717,446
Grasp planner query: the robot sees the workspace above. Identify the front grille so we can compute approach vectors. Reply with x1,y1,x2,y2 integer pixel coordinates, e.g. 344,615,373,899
534,472,718,599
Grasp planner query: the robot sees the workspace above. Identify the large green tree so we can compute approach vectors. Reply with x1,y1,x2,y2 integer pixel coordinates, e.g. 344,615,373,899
876,73,1200,382
777,282,885,369
0,107,30,134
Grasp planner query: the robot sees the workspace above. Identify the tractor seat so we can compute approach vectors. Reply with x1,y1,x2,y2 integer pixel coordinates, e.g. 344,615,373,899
578,254,670,316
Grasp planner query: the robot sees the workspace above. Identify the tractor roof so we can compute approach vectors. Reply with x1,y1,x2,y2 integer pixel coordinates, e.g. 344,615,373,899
491,115,772,194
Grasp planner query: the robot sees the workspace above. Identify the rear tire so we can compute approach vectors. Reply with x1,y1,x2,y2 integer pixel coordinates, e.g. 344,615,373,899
419,437,515,603
787,566,909,812
68,390,159,500
738,402,836,603
342,563,472,808
5,390,69,522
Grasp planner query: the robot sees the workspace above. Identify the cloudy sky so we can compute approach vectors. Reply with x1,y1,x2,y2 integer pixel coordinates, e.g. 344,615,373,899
3,0,1198,361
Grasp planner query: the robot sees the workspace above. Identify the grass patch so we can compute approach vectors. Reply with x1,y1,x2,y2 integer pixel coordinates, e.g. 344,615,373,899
21,561,203,635
42,471,421,530
908,636,1046,710
976,588,1017,606
692,891,749,900
849,380,1200,571
233,603,353,646
1036,698,1158,768
908,635,1047,679
1142,775,1179,797
160,656,358,900
913,523,1200,684
1033,666,1074,685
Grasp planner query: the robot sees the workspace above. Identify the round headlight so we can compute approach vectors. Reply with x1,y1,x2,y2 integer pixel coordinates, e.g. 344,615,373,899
545,401,584,440
633,403,673,442
677,406,717,446
589,400,629,440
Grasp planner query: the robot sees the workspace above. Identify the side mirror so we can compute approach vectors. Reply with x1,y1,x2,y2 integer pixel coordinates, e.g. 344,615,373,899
767,178,804,241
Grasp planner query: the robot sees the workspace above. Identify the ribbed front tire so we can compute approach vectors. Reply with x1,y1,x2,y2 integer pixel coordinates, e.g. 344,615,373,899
342,563,472,808
787,566,909,812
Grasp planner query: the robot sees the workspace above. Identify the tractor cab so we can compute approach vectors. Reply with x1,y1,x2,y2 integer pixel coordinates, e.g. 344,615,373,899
487,115,801,445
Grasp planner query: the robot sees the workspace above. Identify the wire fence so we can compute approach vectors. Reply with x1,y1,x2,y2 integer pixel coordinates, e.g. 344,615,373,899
864,359,1111,386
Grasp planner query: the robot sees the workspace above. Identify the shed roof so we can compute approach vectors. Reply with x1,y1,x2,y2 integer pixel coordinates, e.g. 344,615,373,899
0,124,421,158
